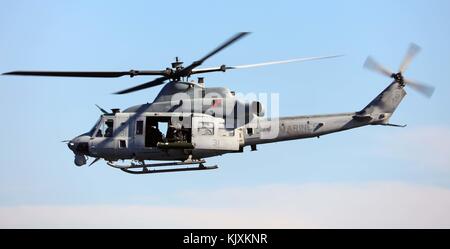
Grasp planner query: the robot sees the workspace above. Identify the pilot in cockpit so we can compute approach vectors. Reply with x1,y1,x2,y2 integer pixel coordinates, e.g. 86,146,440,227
105,120,114,137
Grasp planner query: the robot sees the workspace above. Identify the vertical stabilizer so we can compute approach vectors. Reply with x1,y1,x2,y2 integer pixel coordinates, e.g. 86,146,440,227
356,82,407,124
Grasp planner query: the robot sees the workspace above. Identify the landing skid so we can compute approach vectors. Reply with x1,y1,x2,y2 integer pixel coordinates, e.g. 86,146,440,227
106,160,218,174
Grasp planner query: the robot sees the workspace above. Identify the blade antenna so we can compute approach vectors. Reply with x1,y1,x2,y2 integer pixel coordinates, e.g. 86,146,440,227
95,104,109,114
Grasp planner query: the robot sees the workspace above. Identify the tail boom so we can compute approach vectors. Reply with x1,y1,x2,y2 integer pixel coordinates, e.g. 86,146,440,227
243,82,407,147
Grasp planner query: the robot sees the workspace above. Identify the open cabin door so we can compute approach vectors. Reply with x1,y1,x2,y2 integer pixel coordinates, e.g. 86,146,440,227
191,114,240,151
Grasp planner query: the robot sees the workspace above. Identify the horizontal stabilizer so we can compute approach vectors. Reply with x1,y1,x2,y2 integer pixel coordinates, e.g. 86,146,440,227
380,123,407,128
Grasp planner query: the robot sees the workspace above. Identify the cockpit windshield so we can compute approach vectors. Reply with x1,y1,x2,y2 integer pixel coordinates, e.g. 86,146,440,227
88,117,102,137
88,116,115,138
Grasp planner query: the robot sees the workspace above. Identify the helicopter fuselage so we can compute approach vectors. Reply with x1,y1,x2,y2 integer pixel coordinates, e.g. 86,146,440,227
68,81,405,168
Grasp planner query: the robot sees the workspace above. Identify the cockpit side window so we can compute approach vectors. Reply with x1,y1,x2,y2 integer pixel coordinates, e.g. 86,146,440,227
95,118,114,138
96,129,103,137
105,119,114,137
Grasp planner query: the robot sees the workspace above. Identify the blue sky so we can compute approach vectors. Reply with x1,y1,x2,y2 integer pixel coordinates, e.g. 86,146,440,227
0,0,449,228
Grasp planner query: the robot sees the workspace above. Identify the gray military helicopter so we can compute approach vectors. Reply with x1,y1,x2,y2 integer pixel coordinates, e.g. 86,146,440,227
3,33,434,174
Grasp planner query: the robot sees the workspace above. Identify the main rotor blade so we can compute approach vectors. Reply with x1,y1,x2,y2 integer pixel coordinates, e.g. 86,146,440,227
3,70,166,78
198,32,250,64
179,32,250,75
364,56,394,78
399,43,421,73
228,55,343,69
404,78,435,98
114,76,168,94
191,55,343,75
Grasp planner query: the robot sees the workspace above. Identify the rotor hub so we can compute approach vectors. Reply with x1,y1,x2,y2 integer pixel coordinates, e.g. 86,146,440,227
392,72,405,86
129,70,139,78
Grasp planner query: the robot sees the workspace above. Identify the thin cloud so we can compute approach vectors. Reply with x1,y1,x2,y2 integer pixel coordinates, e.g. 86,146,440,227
374,125,450,170
1,182,449,228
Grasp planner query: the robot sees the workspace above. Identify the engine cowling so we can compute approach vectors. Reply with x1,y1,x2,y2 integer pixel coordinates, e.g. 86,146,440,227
250,101,265,117
226,100,265,127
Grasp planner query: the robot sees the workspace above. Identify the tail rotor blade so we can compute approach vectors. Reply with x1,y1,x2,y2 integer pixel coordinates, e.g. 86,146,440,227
364,56,393,78
399,43,421,73
404,78,435,98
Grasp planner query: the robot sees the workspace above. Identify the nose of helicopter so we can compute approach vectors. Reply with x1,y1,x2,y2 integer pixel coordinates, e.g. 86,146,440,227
67,135,91,166
67,136,90,154
67,140,76,151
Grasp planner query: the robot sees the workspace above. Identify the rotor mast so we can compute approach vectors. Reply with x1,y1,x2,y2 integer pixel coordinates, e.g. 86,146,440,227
170,57,185,81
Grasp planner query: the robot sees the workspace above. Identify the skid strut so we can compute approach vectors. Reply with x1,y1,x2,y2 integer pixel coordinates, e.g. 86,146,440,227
107,160,218,174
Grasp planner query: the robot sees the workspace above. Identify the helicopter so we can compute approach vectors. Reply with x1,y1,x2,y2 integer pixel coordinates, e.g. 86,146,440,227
3,32,435,174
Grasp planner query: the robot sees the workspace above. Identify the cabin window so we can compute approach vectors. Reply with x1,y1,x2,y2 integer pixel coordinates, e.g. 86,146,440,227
120,122,127,137
247,128,254,136
120,140,126,148
136,120,144,135
198,122,214,136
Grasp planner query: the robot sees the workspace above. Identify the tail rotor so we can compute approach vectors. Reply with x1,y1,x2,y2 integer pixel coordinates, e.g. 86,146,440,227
364,43,435,98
